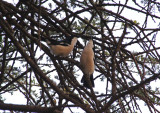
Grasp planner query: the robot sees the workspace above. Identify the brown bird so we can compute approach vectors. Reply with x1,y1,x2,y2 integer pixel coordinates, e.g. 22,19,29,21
46,36,77,57
80,39,95,88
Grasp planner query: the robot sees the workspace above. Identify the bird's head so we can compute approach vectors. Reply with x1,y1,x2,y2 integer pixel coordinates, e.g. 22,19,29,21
87,39,94,48
66,36,77,45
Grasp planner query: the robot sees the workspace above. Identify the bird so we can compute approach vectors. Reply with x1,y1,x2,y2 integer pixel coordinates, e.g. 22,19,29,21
80,39,95,88
46,36,77,57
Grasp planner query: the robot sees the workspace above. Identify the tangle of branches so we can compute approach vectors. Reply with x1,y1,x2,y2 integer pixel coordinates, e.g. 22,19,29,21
0,0,160,113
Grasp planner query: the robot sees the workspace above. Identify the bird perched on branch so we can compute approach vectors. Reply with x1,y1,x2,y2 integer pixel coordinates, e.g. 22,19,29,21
46,36,77,57
80,39,95,88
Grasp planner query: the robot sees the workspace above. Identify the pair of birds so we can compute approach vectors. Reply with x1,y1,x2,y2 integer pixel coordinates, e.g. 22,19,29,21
46,36,95,88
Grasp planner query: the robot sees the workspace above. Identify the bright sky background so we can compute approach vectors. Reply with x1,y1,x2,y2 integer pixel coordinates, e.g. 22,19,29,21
1,0,160,113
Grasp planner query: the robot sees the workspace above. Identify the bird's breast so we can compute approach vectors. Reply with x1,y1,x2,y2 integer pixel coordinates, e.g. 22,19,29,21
50,45,74,57
80,49,94,75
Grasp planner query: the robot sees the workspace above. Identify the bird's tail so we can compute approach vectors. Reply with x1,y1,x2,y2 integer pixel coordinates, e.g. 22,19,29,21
81,74,94,88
